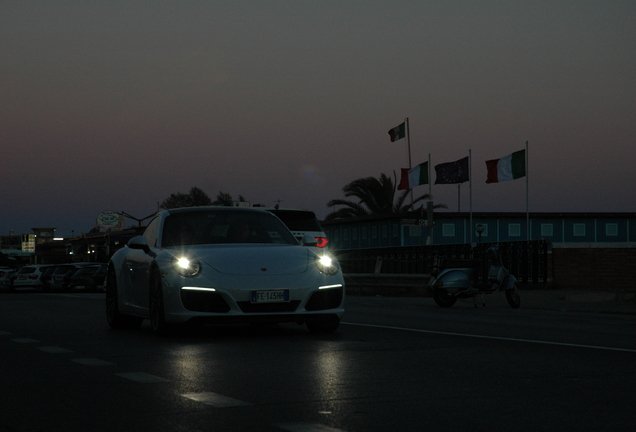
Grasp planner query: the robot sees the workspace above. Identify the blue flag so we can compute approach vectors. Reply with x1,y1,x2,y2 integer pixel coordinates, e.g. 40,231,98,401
435,157,469,184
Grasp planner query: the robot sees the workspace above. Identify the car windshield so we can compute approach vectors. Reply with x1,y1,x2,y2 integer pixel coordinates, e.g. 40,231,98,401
161,210,298,247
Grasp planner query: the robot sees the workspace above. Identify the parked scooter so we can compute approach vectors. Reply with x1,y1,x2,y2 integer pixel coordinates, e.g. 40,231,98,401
428,244,520,308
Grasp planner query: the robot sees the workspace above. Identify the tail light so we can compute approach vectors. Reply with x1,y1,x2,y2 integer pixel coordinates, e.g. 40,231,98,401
315,237,329,248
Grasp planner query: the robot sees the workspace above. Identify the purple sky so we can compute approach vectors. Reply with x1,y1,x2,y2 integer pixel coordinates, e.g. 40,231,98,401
2,1,635,237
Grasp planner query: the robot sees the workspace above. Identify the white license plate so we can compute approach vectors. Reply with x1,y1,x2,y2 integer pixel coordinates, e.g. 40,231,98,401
250,290,290,303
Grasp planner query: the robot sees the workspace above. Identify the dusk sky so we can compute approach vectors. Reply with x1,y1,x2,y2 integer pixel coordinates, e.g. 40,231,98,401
2,1,635,237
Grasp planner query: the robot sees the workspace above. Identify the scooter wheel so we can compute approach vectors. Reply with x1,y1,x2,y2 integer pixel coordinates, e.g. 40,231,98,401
433,289,457,308
506,284,521,309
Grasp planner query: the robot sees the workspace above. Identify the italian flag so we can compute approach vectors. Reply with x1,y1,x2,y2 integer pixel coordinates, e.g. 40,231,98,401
388,122,406,142
398,162,428,190
486,149,526,183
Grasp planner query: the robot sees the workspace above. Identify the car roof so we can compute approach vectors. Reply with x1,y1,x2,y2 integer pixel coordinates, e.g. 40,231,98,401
165,206,271,215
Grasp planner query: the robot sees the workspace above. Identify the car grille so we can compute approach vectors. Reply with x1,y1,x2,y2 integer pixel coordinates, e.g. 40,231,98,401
305,287,344,311
181,290,231,313
237,301,301,313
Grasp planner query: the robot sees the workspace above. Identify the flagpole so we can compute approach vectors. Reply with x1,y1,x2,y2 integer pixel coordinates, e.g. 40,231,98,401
405,117,414,208
427,153,433,245
428,153,431,199
526,140,529,241
469,149,473,244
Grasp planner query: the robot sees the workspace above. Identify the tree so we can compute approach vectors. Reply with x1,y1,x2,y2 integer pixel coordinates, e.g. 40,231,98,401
158,186,213,209
212,192,247,206
325,172,446,220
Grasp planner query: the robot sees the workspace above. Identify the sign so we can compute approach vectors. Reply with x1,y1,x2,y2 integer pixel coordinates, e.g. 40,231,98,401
22,234,35,253
401,219,435,227
96,211,123,229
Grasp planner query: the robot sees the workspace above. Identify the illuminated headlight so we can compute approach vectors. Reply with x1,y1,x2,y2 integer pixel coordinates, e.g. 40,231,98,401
315,254,339,276
173,257,201,277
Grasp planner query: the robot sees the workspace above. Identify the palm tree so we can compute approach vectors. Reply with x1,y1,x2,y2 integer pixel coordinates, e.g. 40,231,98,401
325,172,446,220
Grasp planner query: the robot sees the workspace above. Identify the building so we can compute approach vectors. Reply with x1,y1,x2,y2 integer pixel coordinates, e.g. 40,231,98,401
321,212,636,250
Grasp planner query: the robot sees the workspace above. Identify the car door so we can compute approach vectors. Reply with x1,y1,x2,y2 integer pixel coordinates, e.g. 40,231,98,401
124,215,162,312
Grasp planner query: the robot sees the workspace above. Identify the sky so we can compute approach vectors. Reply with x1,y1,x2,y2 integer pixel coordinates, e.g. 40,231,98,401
1,1,635,237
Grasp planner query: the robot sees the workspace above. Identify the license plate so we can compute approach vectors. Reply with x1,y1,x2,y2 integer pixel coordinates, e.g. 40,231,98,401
250,290,290,303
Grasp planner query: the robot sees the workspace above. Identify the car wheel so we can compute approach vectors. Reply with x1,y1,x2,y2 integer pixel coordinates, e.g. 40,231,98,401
149,268,173,336
306,316,340,333
106,269,143,329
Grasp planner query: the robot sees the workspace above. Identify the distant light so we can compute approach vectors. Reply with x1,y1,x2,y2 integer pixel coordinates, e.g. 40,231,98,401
53,237,64,241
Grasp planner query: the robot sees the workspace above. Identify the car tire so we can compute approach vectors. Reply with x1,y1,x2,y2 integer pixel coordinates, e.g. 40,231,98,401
149,268,173,336
306,316,340,333
106,269,143,329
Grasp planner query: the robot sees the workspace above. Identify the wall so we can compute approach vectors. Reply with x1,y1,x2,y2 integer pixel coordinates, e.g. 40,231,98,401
550,243,636,291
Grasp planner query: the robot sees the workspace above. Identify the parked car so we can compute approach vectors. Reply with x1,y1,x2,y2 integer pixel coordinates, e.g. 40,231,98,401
11,265,52,290
107,207,344,335
68,264,107,292
0,269,16,291
48,263,96,291
267,208,329,248
40,265,60,291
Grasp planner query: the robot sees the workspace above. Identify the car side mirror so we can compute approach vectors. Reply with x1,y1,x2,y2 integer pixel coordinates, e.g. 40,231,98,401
301,234,318,247
127,236,151,253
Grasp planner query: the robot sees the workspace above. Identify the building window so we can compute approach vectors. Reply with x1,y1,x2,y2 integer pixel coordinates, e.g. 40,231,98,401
409,226,422,237
393,224,399,237
352,228,358,240
362,227,368,239
573,223,586,236
606,223,618,236
372,227,377,239
343,228,348,241
508,224,521,237
442,224,455,237
382,226,388,238
541,224,553,237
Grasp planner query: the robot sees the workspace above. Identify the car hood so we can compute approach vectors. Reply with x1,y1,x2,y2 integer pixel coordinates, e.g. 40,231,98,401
189,244,311,275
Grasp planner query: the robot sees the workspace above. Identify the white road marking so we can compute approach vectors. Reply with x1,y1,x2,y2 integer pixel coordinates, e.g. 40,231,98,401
72,358,114,366
276,423,347,432
115,372,170,383
10,338,40,343
181,392,252,407
342,322,636,353
38,346,72,354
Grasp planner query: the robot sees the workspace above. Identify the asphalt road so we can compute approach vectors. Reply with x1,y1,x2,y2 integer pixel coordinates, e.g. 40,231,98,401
1,292,635,432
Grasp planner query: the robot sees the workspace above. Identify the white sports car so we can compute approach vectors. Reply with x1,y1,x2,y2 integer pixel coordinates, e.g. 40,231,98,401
106,207,345,335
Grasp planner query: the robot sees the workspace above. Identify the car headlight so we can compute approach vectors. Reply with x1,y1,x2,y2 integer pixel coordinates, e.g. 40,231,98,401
315,254,339,276
173,256,201,277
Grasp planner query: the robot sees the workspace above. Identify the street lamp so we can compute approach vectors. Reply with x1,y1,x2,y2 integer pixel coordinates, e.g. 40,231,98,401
476,224,484,243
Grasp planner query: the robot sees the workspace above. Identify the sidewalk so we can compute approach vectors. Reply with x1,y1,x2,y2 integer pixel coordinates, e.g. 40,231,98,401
344,274,636,315
508,288,636,315
422,287,636,315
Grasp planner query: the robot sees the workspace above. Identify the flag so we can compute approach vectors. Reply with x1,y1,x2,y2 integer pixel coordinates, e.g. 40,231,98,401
434,157,469,184
388,122,406,142
398,162,428,190
486,149,526,183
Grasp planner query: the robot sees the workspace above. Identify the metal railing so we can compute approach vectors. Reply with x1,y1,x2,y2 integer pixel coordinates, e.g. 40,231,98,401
334,240,549,285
